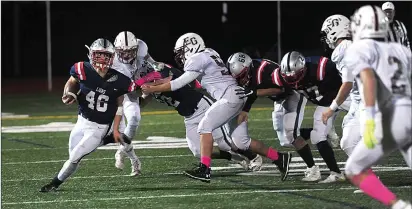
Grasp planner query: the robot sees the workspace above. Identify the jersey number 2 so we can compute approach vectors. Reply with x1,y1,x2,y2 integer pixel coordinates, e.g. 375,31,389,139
388,56,406,95
86,91,109,112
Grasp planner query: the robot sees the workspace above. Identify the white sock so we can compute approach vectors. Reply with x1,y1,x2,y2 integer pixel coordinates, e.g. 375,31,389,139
57,160,79,181
121,143,138,162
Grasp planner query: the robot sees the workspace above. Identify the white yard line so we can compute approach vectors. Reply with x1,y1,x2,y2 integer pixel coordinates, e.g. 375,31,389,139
3,154,192,165
2,186,410,205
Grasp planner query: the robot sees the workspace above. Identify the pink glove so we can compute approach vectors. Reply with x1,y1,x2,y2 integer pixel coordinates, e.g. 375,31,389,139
135,71,162,86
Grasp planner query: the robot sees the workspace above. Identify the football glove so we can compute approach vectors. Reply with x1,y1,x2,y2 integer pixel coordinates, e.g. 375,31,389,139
363,119,378,149
235,87,256,99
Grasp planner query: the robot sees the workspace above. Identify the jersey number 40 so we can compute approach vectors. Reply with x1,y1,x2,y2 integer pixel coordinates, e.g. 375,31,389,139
86,91,109,112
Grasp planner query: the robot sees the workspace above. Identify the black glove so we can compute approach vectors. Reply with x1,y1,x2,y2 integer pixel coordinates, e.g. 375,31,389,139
235,87,256,99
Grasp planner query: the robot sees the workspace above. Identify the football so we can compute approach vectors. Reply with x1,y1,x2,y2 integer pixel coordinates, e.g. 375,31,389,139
62,81,80,104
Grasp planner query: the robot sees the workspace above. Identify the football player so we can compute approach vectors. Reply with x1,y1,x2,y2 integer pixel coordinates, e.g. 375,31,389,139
141,64,263,171
278,51,350,183
40,38,138,192
343,5,412,208
320,15,362,157
111,31,163,176
226,52,322,181
142,32,292,183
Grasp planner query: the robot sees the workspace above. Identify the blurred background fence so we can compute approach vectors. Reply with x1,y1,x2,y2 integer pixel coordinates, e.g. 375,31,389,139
2,1,412,93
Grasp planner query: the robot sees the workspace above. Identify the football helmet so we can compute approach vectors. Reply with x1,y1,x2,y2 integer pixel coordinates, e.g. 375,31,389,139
280,51,306,89
382,2,395,23
174,32,205,67
114,31,139,63
350,5,389,42
226,52,253,86
85,38,115,72
320,14,351,50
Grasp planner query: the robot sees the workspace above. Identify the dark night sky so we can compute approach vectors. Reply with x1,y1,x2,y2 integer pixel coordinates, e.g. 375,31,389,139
2,1,412,78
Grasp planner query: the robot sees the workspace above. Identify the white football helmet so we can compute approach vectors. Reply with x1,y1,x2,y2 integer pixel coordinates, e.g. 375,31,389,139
85,38,115,72
226,52,253,86
320,14,351,50
382,2,395,23
350,5,389,42
280,51,306,89
174,32,205,67
114,31,139,63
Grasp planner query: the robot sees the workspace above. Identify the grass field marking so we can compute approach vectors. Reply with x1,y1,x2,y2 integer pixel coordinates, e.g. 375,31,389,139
1,106,322,121
3,154,193,165
2,186,411,205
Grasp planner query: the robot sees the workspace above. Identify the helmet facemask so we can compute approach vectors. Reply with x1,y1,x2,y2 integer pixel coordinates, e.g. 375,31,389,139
174,44,189,68
281,67,306,89
116,46,138,64
234,66,251,87
90,50,114,73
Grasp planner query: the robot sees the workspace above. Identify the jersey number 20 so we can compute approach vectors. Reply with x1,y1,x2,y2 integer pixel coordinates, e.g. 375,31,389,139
86,91,109,112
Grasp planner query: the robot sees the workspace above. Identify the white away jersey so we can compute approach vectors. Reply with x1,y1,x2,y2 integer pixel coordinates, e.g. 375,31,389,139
184,48,237,99
344,39,412,107
332,39,360,102
111,39,151,80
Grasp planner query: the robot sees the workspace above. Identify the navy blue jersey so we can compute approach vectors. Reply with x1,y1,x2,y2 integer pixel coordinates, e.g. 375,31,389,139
242,59,293,112
152,65,204,117
272,56,342,106
70,62,136,124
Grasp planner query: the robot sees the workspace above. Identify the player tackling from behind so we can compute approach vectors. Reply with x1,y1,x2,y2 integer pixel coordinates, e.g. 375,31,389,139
40,38,137,192
343,5,412,209
142,32,292,183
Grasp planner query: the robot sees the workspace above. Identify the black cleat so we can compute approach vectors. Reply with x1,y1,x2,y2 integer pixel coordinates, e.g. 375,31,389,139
273,152,292,181
39,182,58,192
183,163,211,183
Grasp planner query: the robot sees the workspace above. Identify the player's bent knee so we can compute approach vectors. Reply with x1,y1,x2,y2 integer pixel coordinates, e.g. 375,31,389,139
214,136,232,152
126,116,141,126
310,129,326,145
232,136,251,151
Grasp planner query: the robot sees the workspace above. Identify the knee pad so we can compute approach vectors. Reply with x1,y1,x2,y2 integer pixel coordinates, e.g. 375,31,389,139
214,136,232,152
310,129,327,145
126,115,141,127
230,121,251,150
282,112,299,147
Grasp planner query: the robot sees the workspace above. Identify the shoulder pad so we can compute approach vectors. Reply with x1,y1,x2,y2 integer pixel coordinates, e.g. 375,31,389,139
74,62,87,80
271,68,283,87
316,57,329,81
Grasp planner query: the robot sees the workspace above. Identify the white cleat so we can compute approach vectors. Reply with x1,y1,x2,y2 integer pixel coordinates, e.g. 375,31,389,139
302,165,322,182
130,158,141,177
327,131,340,148
318,171,346,183
249,155,263,172
230,153,250,171
115,149,125,170
353,189,364,194
392,200,412,209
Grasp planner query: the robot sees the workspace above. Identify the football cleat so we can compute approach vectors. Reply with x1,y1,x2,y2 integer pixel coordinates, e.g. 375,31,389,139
230,153,250,171
183,163,211,183
318,171,346,183
273,152,292,181
115,149,125,170
39,182,58,193
130,158,142,176
302,165,322,182
391,200,412,209
249,155,263,172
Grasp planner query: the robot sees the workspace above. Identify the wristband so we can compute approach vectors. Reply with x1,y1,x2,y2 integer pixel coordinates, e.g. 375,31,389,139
364,106,376,120
116,107,123,116
329,100,339,111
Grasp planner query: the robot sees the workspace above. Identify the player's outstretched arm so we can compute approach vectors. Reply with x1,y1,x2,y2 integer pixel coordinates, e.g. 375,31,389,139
360,69,376,108
141,71,200,94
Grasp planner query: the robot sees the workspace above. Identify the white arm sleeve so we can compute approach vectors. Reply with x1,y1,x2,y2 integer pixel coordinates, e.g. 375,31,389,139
170,71,201,91
341,66,355,83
